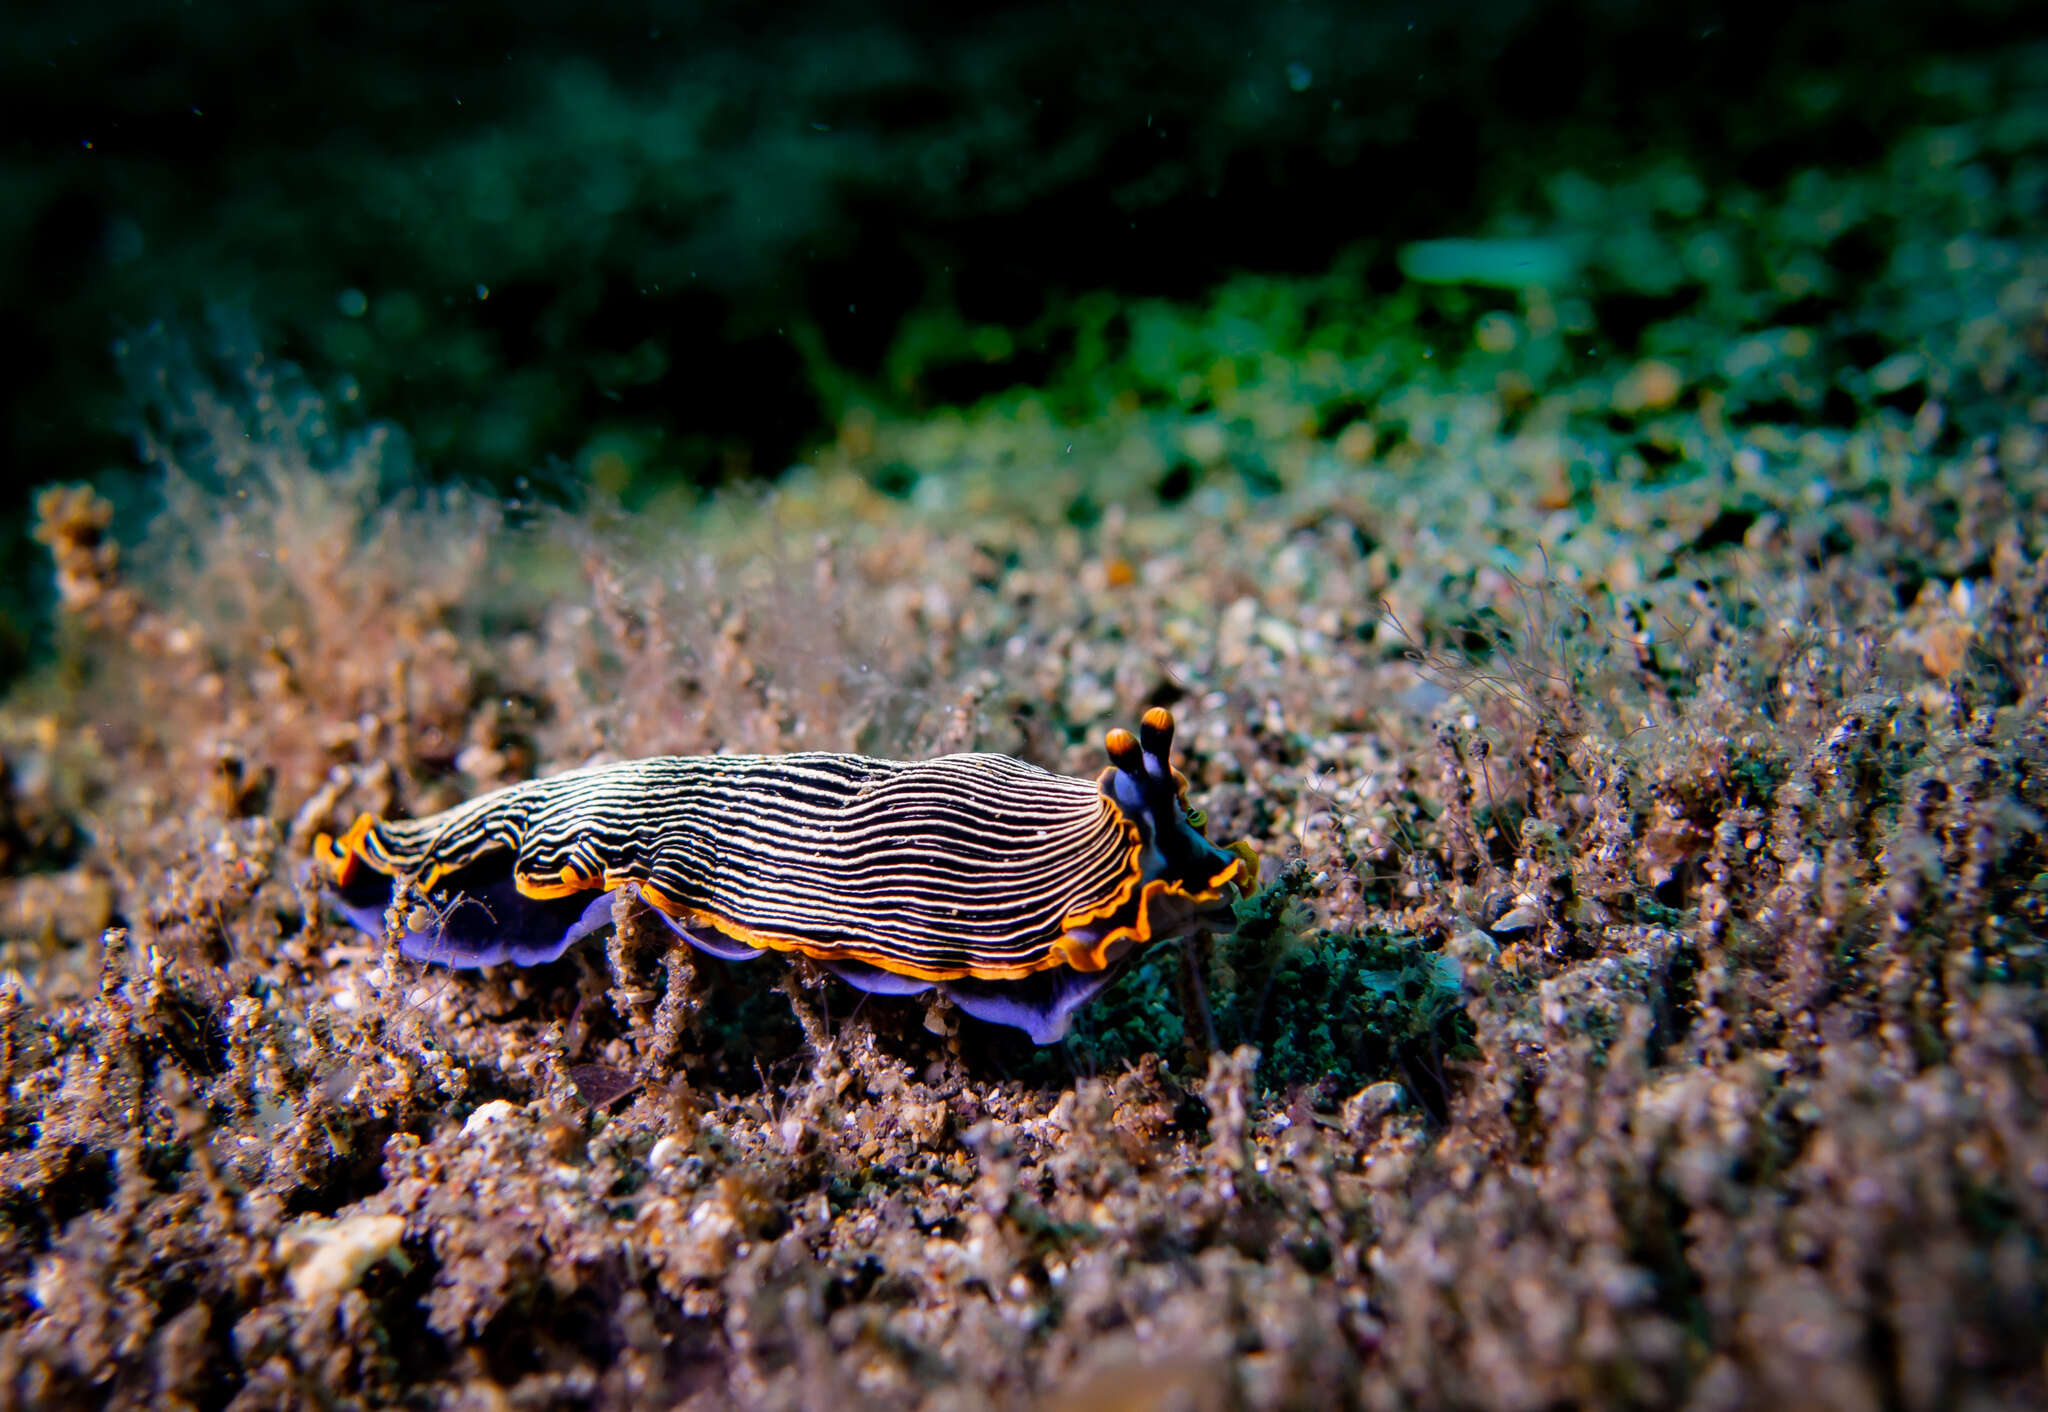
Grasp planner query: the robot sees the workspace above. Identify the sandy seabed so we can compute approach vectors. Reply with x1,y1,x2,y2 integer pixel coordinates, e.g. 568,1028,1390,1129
4,111,2048,1412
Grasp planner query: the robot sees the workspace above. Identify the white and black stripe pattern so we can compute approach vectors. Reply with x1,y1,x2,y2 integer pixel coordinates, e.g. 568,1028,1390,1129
337,750,1143,974
315,710,1252,1007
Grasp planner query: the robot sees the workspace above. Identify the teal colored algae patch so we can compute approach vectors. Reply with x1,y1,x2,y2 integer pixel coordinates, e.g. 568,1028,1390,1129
1210,925,1468,1102
1200,871,1469,1098
992,868,1470,1100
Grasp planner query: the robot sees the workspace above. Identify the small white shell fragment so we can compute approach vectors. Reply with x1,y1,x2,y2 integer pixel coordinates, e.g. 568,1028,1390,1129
462,1099,519,1136
1342,1081,1408,1134
277,1213,407,1303
1490,900,1546,934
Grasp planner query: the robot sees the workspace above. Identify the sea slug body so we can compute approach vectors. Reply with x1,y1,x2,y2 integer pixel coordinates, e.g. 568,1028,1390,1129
312,708,1253,1042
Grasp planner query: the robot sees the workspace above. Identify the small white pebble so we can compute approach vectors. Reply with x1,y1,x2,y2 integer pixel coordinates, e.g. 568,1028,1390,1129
463,1099,518,1136
277,1214,406,1304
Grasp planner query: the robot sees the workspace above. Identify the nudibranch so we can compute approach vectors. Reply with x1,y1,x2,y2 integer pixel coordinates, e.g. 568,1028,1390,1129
312,708,1253,1043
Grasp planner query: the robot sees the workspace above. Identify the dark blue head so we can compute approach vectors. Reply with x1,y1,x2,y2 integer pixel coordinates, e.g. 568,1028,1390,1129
1100,707,1240,894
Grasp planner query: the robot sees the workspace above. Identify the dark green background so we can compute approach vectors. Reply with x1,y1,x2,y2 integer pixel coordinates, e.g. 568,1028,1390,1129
3,0,2041,674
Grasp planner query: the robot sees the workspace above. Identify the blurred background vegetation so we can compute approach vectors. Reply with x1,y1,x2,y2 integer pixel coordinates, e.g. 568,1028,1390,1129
3,0,2044,679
